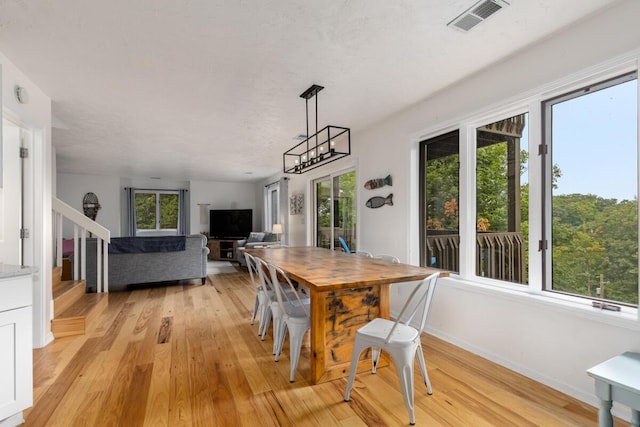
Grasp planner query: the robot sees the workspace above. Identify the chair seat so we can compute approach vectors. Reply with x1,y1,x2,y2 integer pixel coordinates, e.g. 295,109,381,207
284,300,310,319
267,262,312,382
357,318,420,344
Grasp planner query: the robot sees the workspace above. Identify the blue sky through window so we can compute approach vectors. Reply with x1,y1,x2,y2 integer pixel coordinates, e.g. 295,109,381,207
552,79,638,201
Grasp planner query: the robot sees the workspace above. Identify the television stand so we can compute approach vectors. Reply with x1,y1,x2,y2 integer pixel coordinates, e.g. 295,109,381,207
207,239,238,261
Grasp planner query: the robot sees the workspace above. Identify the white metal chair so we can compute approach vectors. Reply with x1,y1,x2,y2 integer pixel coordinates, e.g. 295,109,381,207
354,250,373,258
374,254,400,263
244,252,270,337
254,256,285,355
344,272,440,425
254,257,308,356
268,262,311,382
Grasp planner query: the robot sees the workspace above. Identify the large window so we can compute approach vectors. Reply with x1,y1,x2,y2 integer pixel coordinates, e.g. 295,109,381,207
476,114,529,284
418,67,639,309
314,170,356,251
420,130,460,272
265,183,280,230
134,190,180,235
543,72,638,306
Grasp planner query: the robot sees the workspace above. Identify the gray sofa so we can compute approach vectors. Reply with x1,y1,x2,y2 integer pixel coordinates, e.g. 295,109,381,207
80,234,209,292
236,231,279,267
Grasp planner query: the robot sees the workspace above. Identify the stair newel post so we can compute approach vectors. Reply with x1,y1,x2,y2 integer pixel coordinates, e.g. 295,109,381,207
96,237,102,293
103,239,109,293
80,228,87,283
73,225,79,280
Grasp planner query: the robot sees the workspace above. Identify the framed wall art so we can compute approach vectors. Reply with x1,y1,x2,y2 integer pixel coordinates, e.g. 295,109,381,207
290,194,304,215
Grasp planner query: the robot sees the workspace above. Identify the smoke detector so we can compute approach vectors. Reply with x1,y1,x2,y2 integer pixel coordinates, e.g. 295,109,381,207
448,0,510,32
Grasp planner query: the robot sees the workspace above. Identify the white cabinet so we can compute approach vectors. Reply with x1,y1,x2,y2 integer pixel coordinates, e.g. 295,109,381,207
0,272,33,427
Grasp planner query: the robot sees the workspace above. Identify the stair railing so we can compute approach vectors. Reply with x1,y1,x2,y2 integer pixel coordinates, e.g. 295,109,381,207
52,198,111,292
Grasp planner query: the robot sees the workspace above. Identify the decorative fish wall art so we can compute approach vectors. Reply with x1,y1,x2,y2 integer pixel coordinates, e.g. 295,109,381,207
364,174,392,190
366,193,393,209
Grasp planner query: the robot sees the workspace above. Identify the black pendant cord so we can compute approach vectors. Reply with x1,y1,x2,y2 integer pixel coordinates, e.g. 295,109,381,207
315,92,319,154
305,97,310,160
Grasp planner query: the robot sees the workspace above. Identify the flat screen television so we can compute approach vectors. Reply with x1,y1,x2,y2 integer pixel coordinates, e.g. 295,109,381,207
209,209,253,239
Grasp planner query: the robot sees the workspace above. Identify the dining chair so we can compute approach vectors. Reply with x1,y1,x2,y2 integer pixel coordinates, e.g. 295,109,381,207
374,254,400,263
338,236,351,253
254,257,308,355
244,252,270,337
267,262,311,382
344,272,440,425
253,256,285,354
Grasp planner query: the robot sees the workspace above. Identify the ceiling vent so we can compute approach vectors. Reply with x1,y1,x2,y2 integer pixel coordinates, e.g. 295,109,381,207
447,0,510,32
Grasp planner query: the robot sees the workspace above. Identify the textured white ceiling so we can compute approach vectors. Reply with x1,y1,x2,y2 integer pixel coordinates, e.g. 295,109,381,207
0,0,619,182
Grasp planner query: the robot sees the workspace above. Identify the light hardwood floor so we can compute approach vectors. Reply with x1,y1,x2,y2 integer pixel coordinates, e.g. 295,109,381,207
25,269,612,426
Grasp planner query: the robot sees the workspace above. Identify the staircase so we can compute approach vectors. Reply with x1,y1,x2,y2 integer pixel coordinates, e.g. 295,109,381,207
51,266,108,337
51,197,111,338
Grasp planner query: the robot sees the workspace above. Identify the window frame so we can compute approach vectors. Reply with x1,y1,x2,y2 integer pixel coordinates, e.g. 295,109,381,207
419,129,461,271
541,71,638,307
312,168,357,251
413,54,640,323
134,189,181,236
474,112,529,286
264,182,280,231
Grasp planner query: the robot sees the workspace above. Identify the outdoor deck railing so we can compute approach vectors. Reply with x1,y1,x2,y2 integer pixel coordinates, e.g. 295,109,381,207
427,231,526,284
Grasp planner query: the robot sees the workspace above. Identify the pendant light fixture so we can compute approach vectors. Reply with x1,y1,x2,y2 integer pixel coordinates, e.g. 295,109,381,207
283,84,350,174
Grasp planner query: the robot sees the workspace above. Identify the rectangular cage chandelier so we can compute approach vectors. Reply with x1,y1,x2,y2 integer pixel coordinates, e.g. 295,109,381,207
283,84,351,174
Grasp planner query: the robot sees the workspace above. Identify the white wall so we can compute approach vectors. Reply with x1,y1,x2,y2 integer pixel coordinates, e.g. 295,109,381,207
190,179,260,235
56,173,121,237
1,52,53,348
283,0,640,419
282,173,308,245
55,174,261,238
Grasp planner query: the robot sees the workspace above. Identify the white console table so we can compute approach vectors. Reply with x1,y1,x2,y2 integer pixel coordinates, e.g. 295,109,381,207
587,352,640,427
0,265,35,427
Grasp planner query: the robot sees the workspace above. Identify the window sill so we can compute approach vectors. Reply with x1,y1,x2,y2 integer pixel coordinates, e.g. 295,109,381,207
441,274,639,331
136,230,179,237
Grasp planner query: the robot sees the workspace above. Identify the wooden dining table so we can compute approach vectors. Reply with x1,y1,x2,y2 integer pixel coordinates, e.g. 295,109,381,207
246,246,447,384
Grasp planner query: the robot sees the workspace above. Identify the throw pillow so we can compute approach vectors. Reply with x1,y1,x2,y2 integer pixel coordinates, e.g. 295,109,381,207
247,232,265,243
263,232,277,243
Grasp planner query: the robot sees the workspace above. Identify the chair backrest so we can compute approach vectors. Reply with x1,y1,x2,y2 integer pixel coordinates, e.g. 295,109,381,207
354,250,373,258
338,236,351,254
244,252,261,289
385,272,440,344
375,254,399,263
268,263,310,318
253,256,275,294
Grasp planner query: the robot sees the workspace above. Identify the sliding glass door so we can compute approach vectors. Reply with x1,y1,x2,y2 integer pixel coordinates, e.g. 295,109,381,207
314,170,356,251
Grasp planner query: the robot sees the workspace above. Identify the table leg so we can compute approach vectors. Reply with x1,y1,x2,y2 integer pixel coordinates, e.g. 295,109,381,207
598,399,613,427
309,285,389,384
632,408,640,427
309,288,326,384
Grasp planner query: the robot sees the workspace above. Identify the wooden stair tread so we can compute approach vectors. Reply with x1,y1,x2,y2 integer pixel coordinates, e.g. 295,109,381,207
53,280,86,318
52,293,108,338
53,280,84,300
58,293,108,318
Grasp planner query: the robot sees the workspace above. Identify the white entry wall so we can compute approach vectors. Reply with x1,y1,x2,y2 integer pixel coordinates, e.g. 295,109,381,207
1,52,54,348
0,118,22,265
